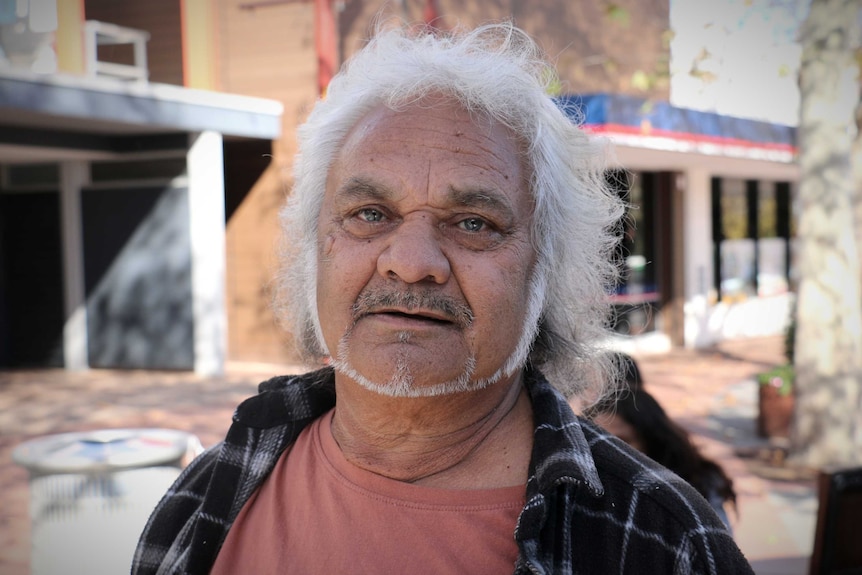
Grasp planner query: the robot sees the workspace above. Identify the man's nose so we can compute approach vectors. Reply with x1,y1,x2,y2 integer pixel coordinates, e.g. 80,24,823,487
377,215,451,284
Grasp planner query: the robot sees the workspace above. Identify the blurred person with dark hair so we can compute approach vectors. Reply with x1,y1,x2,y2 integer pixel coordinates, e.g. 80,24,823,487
589,353,737,529
615,349,645,391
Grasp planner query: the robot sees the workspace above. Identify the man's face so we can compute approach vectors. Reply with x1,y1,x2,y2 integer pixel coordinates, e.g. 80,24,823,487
316,99,536,396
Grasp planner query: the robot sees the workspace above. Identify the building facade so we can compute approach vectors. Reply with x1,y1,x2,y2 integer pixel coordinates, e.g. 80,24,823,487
0,0,283,373
0,0,797,373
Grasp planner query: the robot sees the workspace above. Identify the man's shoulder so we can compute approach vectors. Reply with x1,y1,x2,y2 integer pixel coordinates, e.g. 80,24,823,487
132,368,336,575
579,419,720,526
568,421,753,573
132,444,223,574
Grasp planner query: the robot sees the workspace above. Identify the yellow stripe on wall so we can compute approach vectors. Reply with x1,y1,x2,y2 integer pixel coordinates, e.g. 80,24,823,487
56,0,85,74
182,0,218,90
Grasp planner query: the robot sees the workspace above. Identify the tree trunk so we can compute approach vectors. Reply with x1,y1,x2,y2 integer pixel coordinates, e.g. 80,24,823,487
792,0,862,468
854,98,862,287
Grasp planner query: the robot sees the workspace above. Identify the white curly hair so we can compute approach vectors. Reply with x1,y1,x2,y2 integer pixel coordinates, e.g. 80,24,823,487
276,21,625,399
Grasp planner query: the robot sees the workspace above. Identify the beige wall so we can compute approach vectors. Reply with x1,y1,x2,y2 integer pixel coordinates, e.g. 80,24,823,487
215,0,318,365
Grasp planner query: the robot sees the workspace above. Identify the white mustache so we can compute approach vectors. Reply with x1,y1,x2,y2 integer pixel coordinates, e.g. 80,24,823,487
351,289,474,328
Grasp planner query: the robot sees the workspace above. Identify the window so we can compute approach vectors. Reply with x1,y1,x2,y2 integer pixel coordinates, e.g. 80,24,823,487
757,182,790,296
712,178,793,302
90,157,186,183
718,179,756,301
3,163,60,189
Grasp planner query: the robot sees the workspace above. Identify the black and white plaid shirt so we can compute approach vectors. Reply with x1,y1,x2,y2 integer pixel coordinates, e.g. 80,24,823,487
132,366,753,574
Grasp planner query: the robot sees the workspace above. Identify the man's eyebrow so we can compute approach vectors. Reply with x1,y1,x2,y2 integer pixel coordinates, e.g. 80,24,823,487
448,186,515,217
335,177,393,203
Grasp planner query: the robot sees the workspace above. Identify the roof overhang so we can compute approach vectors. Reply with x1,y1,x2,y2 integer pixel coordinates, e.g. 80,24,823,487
558,93,799,180
0,69,283,163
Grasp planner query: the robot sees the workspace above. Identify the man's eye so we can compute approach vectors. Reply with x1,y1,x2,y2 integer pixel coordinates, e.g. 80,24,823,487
458,217,486,232
357,208,385,223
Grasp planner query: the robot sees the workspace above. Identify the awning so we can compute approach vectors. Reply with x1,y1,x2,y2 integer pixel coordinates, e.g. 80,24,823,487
558,93,796,164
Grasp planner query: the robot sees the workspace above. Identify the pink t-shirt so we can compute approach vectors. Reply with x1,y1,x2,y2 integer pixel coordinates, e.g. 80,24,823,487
211,409,525,574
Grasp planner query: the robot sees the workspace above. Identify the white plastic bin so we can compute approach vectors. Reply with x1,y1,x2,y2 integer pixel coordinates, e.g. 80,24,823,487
13,428,202,575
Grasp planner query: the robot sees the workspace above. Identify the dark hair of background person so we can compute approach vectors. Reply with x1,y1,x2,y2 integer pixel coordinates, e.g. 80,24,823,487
592,353,737,513
616,351,645,392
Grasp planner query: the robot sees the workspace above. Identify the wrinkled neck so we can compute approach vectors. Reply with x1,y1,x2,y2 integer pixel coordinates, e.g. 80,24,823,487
330,372,534,488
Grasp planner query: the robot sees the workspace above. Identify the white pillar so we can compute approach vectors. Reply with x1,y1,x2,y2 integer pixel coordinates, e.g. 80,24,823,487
59,161,89,370
187,131,227,376
682,167,715,348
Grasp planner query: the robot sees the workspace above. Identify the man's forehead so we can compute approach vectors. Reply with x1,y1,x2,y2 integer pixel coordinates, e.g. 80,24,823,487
342,100,513,149
335,102,525,179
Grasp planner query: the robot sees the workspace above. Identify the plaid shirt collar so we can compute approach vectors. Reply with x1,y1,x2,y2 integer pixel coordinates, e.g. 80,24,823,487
520,364,604,498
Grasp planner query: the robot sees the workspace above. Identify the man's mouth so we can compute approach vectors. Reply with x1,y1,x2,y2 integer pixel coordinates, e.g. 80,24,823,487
369,309,455,326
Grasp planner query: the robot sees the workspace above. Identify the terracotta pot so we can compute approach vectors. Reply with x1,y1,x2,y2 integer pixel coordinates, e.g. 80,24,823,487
757,384,794,438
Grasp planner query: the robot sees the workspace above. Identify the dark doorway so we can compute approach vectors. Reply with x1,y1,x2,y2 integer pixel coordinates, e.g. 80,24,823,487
0,191,65,367
609,170,681,342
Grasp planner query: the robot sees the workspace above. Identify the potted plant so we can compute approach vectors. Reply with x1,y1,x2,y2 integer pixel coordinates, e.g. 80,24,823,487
756,308,796,439
757,364,794,438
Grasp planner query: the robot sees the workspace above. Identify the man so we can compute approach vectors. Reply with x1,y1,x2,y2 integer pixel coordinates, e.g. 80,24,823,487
133,22,754,574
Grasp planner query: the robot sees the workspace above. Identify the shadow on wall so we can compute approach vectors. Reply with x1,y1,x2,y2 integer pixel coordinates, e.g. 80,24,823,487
83,185,194,370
